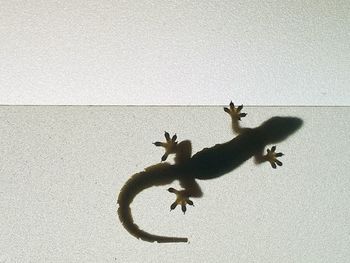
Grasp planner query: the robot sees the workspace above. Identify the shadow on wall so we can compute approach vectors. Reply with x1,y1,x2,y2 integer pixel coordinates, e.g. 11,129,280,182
117,103,303,243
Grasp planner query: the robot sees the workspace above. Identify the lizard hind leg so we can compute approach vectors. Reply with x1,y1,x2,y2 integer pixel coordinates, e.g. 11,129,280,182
153,131,178,161
168,179,202,214
153,132,192,164
168,188,194,214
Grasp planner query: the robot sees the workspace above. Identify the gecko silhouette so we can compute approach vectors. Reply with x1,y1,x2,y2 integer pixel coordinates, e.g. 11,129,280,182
117,102,303,243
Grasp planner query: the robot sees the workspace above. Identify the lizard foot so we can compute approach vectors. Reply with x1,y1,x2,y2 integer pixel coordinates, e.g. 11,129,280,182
168,188,194,214
224,101,247,121
264,146,284,169
153,132,178,161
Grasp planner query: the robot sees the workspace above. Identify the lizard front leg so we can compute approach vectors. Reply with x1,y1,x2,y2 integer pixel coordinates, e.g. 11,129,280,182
224,101,248,134
254,145,284,169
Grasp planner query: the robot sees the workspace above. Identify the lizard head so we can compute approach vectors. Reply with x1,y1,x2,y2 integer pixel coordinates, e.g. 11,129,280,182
258,116,303,144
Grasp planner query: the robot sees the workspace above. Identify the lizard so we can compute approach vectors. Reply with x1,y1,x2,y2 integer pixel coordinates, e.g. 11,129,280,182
117,102,303,243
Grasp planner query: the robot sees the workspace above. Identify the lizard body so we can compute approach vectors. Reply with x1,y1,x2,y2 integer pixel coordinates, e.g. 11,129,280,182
117,102,302,243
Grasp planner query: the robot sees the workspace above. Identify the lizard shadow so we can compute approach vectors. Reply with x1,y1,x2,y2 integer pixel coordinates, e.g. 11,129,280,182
177,116,303,180
118,115,303,242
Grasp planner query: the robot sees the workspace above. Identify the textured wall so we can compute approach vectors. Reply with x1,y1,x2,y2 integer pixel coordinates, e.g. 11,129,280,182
0,106,349,262
0,1,349,105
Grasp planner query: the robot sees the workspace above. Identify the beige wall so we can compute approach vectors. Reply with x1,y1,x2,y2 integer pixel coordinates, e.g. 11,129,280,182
0,1,349,105
0,106,349,262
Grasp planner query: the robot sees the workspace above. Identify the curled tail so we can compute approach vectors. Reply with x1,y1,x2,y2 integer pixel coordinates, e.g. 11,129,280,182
117,163,188,243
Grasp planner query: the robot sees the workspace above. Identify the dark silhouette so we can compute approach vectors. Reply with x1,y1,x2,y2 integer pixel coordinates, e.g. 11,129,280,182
117,102,303,243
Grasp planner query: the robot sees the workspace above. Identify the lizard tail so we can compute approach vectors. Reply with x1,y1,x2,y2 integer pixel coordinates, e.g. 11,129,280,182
117,163,188,243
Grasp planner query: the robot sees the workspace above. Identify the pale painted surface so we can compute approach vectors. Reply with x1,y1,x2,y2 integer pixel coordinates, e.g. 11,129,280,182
0,106,349,262
0,1,349,105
